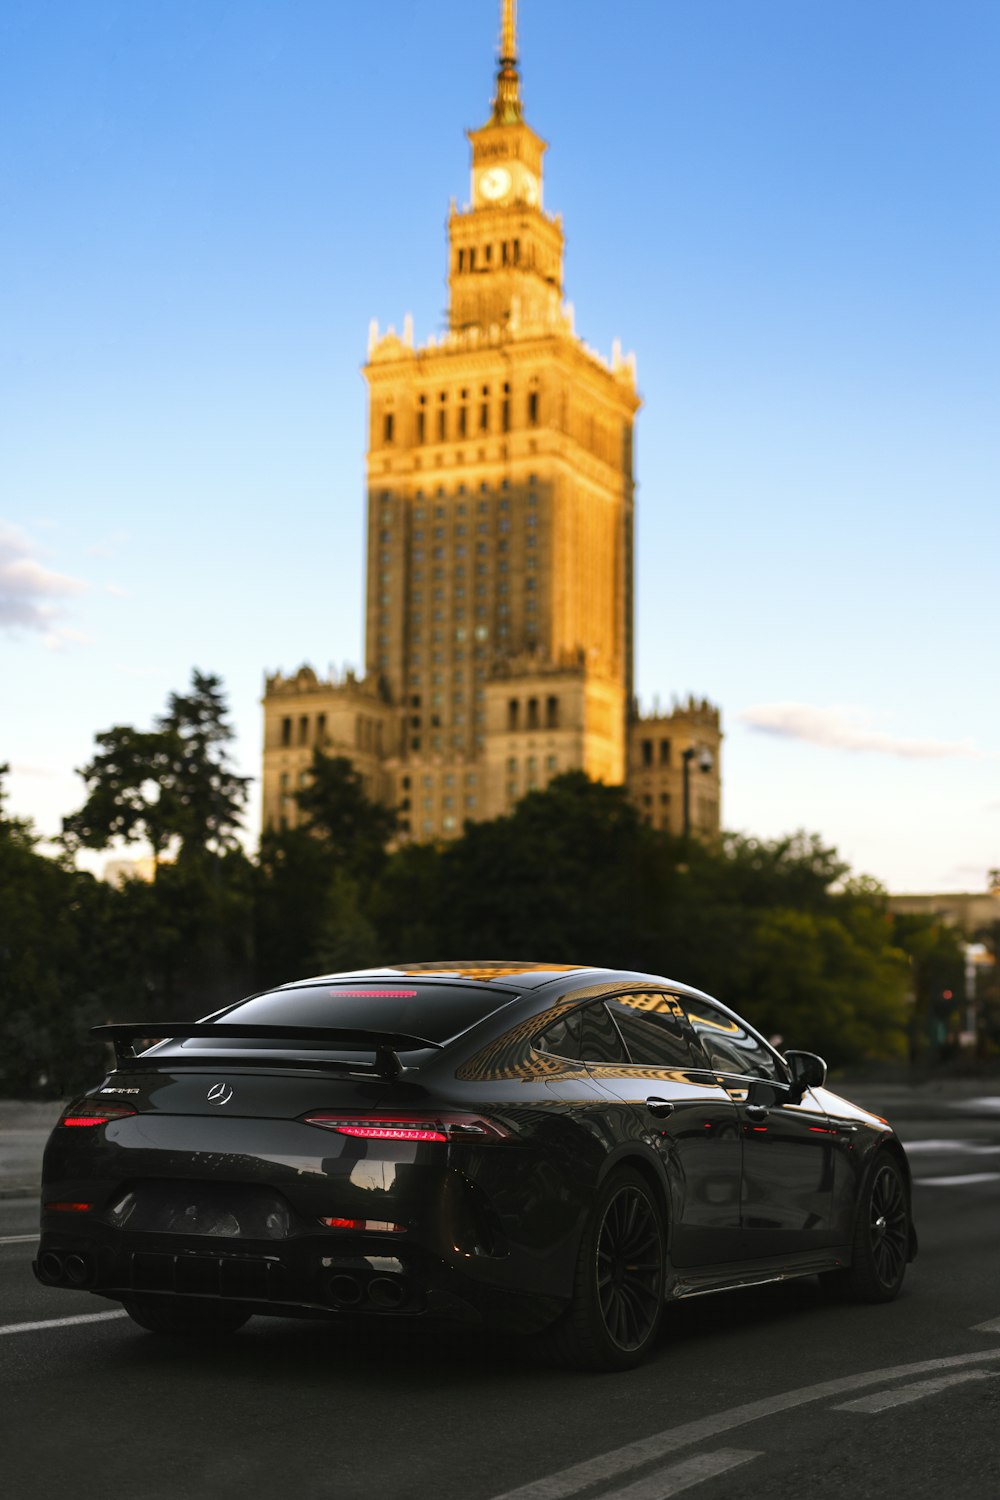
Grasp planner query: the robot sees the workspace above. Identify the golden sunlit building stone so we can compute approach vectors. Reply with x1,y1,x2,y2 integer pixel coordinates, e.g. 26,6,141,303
262,1,722,842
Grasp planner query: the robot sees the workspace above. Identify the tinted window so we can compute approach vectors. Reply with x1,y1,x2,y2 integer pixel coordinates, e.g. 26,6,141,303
535,1009,582,1060
607,993,695,1069
579,1002,629,1065
683,997,781,1080
201,983,515,1047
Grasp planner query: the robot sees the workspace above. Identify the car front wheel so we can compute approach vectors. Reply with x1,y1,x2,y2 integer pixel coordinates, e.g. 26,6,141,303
544,1167,666,1371
828,1154,911,1304
121,1296,251,1336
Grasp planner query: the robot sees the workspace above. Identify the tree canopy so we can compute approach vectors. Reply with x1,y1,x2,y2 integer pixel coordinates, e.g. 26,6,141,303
63,670,249,869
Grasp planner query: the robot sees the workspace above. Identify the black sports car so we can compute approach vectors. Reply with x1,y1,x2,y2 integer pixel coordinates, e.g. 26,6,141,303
35,962,916,1370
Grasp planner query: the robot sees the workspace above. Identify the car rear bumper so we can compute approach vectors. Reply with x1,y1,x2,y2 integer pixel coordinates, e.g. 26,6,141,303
33,1218,563,1333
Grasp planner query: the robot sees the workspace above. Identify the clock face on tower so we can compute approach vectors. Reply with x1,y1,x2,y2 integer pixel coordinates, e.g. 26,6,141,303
478,166,512,202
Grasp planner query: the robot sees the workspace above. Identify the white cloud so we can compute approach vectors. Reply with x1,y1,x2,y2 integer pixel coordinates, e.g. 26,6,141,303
738,702,988,760
0,524,88,636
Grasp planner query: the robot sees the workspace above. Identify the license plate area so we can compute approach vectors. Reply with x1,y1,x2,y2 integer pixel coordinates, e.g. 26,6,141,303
100,1180,293,1240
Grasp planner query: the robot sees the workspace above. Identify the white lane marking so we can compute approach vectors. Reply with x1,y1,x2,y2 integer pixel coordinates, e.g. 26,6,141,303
834,1369,998,1413
972,1317,1000,1335
0,1310,127,1338
0,1234,40,1245
590,1450,760,1500
914,1173,1000,1187
487,1349,1000,1500
905,1140,1000,1155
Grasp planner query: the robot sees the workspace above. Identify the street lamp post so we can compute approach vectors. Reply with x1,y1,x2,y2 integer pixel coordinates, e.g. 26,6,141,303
681,744,713,839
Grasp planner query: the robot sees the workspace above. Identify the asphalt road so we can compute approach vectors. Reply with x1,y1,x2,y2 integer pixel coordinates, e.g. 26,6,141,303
2,1113,998,1500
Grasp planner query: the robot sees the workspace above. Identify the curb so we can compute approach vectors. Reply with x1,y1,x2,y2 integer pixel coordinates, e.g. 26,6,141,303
0,1185,39,1201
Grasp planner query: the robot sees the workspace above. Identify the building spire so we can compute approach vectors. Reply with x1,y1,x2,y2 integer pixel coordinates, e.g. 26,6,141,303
491,0,523,124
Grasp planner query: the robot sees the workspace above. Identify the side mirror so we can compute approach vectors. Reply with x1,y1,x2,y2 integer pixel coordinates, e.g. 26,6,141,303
783,1050,827,1101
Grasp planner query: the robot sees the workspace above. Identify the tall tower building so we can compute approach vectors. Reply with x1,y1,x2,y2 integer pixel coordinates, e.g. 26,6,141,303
262,2,722,843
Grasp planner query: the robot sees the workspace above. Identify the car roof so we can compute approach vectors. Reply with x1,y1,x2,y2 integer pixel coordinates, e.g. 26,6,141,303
276,962,725,1004
279,961,602,992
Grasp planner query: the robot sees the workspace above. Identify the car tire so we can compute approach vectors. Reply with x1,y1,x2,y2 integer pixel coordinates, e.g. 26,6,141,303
542,1167,666,1372
825,1153,911,1304
120,1296,251,1336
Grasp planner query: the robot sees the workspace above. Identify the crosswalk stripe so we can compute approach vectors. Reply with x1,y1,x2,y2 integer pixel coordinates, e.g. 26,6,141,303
589,1450,761,1500
0,1310,127,1338
834,1369,997,1413
914,1173,1000,1187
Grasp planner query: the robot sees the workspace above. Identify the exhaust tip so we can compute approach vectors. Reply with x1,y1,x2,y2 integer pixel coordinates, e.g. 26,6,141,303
368,1276,407,1311
328,1273,363,1308
63,1252,92,1286
38,1251,65,1284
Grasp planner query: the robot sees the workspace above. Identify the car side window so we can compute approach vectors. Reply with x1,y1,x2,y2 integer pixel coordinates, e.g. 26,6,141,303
606,993,696,1070
578,1002,630,1065
534,1008,582,1061
683,997,781,1081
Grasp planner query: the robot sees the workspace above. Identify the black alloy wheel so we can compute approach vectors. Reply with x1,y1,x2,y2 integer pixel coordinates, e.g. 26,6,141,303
825,1153,911,1304
121,1296,251,1336
867,1162,910,1288
544,1167,666,1371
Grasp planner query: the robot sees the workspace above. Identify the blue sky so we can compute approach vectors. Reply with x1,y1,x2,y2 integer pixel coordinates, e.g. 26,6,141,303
2,0,997,892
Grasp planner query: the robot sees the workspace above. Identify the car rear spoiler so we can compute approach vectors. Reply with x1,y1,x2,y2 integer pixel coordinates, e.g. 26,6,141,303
91,1023,444,1080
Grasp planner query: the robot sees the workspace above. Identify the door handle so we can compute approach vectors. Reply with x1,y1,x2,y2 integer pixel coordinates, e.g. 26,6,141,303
745,1104,769,1121
646,1097,675,1118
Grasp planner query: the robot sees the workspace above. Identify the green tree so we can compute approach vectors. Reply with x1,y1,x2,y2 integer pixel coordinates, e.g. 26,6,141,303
740,907,910,1063
0,767,119,1094
293,751,398,881
61,727,184,868
310,869,381,974
890,912,967,1062
158,670,251,860
56,676,255,1047
254,826,340,986
253,755,398,986
372,772,665,968
63,669,250,870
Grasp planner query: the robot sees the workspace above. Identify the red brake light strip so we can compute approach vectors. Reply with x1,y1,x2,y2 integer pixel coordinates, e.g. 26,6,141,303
329,1124,447,1142
319,1217,405,1232
327,990,418,998
60,1105,137,1127
302,1111,514,1142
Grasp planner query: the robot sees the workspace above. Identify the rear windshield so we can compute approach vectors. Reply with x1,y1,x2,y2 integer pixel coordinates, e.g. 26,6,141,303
197,981,517,1047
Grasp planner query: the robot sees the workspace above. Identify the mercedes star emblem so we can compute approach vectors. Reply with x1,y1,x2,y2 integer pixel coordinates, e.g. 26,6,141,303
207,1082,234,1105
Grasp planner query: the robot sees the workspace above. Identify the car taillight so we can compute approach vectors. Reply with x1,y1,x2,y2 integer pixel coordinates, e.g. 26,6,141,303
44,1201,94,1212
301,1111,515,1143
60,1104,137,1128
318,1217,406,1232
